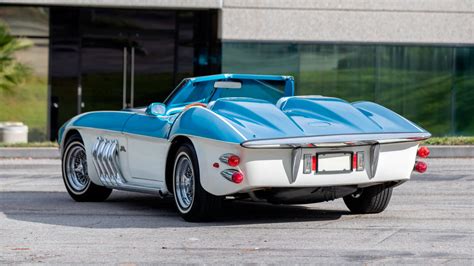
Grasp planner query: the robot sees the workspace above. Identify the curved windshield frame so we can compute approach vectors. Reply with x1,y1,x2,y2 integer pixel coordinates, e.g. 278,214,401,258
165,78,287,107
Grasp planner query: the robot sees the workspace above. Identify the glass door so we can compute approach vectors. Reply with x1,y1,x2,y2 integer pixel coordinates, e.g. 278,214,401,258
124,10,177,108
130,37,176,108
80,36,128,112
80,9,178,110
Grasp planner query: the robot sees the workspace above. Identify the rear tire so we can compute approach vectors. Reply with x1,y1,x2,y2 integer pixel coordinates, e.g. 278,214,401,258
62,133,112,202
172,142,222,222
343,184,392,214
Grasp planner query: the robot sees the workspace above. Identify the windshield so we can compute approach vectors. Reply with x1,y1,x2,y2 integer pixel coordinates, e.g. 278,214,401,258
166,79,286,106
166,81,213,106
210,79,285,103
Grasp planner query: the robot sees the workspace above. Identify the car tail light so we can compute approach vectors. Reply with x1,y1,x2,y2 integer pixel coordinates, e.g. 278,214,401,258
414,161,427,173
352,153,357,169
417,146,430,158
353,151,364,171
221,169,244,184
220,153,240,167
312,156,317,171
231,171,244,183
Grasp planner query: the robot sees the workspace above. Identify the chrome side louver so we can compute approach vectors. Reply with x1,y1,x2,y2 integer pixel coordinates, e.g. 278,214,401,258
92,137,126,187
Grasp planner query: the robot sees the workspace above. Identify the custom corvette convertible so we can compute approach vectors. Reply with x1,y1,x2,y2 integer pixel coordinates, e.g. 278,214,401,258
59,74,431,221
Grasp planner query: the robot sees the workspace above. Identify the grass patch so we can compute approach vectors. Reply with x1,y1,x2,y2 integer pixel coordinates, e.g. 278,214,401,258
0,76,47,141
422,136,474,145
0,141,58,148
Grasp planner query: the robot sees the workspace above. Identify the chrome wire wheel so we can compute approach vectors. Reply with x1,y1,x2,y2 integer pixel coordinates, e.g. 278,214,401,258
65,142,91,193
174,152,195,213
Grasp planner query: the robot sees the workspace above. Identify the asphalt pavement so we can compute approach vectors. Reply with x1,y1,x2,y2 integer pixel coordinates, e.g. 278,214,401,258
0,158,473,264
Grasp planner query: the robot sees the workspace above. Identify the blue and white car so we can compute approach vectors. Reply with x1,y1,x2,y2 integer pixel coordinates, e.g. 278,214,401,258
59,74,431,221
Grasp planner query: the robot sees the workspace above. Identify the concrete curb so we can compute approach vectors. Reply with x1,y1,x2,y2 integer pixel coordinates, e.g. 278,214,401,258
0,147,60,159
0,146,473,159
426,145,474,158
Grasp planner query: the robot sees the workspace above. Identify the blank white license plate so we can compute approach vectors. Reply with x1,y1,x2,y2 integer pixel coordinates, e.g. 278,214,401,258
317,153,351,173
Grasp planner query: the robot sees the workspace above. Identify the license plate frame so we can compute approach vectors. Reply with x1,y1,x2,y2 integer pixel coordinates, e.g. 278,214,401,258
317,152,352,174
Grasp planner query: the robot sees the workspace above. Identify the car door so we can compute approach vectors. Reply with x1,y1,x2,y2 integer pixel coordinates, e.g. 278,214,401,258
121,112,172,187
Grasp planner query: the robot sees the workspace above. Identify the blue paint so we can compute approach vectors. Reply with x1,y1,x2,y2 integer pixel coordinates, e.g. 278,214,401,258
57,120,70,144
123,114,172,139
165,73,294,106
188,73,293,83
60,74,427,147
280,97,383,135
71,112,134,132
280,97,426,135
284,78,295,97
353,101,426,133
169,107,246,143
209,98,303,140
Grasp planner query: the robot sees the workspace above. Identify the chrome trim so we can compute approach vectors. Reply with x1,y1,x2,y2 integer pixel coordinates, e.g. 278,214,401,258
219,153,237,165
369,144,380,179
356,151,365,171
96,139,110,186
102,140,114,186
91,138,104,183
241,132,431,149
105,140,116,185
302,154,312,174
101,140,114,186
91,137,126,188
221,169,238,183
113,183,163,194
290,148,302,184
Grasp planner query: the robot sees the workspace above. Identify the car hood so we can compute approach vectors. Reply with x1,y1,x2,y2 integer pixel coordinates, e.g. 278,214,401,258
208,97,426,141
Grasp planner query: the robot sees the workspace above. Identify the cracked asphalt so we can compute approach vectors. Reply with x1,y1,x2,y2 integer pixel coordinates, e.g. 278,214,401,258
0,158,473,264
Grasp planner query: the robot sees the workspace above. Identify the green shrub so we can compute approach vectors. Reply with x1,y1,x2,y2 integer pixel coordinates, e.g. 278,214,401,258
0,22,33,91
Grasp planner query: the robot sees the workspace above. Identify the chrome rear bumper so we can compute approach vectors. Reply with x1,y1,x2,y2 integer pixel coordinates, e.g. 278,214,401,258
241,132,431,149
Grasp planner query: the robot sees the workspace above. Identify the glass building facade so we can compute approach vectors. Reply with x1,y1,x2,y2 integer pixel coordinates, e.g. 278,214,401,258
48,7,219,139
222,43,474,136
0,5,473,140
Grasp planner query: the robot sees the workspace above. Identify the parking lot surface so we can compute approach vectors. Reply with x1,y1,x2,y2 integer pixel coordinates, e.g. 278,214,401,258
0,158,473,264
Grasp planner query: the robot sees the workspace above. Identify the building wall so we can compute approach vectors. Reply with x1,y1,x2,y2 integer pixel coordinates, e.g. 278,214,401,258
220,0,474,44
0,0,221,9
217,0,474,136
6,0,474,45
2,2,474,137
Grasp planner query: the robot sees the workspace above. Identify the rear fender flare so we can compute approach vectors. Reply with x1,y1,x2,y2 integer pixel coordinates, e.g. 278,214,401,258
168,107,246,143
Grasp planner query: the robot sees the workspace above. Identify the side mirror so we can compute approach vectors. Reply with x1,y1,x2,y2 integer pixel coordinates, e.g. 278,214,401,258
145,103,166,116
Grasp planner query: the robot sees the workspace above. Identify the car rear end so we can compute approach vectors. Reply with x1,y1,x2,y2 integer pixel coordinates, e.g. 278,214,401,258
239,141,418,190
193,132,431,197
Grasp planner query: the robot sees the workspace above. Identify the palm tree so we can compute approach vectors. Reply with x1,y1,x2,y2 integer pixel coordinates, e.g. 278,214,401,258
0,22,33,91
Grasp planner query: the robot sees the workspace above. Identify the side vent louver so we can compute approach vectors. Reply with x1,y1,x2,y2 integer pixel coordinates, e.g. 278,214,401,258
92,137,126,187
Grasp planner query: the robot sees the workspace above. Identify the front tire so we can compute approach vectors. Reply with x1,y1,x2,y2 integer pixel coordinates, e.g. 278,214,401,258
62,133,112,202
172,143,222,222
343,184,392,214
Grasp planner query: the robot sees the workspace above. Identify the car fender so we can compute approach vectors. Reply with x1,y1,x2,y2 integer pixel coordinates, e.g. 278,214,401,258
168,106,247,143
